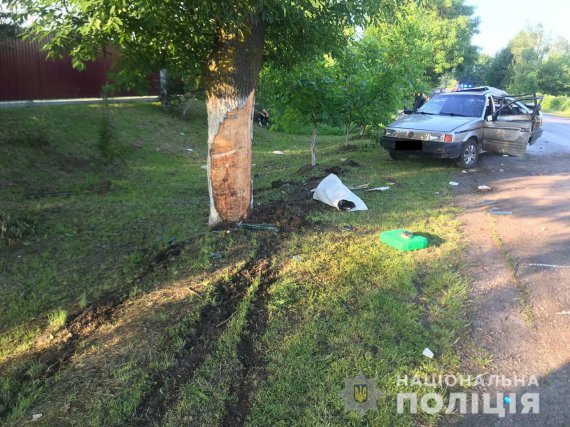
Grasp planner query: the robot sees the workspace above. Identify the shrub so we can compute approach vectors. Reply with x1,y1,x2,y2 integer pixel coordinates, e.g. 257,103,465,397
0,211,34,246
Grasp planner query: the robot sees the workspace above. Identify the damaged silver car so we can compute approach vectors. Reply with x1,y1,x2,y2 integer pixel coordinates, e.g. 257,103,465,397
380,87,543,168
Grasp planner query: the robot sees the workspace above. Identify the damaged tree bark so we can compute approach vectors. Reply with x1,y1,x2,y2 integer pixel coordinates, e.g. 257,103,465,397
203,21,265,227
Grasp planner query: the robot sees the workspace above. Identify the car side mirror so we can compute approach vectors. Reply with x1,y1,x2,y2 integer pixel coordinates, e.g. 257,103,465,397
403,109,413,115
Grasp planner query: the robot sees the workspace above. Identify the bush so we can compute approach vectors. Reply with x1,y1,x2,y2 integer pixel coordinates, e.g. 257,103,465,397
0,211,34,246
542,95,570,112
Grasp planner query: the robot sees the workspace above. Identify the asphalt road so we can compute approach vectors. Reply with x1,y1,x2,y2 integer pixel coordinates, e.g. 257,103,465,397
452,114,570,426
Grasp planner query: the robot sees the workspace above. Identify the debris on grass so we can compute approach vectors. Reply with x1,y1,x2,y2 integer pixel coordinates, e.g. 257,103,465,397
366,186,390,192
292,255,303,262
422,348,435,359
208,253,223,260
237,223,280,233
272,150,285,155
32,414,43,422
313,174,367,211
348,183,370,190
449,181,459,186
380,229,428,251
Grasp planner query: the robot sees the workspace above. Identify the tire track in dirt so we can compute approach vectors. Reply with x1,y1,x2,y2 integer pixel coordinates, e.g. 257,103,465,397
128,258,272,426
221,263,276,427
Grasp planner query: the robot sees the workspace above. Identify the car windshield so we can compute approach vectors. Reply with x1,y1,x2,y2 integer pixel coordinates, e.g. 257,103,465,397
417,94,485,118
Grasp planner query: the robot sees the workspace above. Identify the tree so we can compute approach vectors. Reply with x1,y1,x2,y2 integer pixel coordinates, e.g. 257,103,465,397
16,0,403,226
264,59,340,166
485,48,514,88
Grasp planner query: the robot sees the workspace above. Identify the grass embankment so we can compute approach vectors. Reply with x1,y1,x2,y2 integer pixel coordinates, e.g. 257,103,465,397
542,94,570,117
1,101,469,425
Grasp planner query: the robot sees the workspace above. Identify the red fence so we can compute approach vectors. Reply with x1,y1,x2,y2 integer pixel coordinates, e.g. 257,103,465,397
0,38,156,101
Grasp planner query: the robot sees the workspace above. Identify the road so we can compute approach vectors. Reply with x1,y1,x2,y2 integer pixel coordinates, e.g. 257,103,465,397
452,114,570,426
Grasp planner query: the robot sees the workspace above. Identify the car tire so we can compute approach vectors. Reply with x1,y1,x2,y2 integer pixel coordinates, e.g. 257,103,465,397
455,139,478,169
388,151,409,160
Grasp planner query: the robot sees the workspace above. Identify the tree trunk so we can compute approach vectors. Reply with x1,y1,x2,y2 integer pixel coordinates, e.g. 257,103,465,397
159,69,168,110
310,123,318,166
203,21,265,227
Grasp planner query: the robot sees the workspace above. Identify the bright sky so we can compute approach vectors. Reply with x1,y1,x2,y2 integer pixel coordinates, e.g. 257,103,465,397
466,0,570,56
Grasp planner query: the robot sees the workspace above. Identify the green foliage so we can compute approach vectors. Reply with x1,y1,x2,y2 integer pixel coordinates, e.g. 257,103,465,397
542,95,570,112
97,105,114,162
15,0,403,91
0,211,34,246
472,26,570,96
261,0,477,141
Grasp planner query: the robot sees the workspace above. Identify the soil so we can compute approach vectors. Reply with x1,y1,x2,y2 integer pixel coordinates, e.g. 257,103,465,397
337,144,358,153
451,115,570,426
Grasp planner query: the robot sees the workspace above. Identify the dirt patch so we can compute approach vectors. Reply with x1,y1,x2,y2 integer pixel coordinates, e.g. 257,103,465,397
342,159,360,167
246,201,313,231
323,165,344,176
222,265,275,427
337,144,358,153
296,164,316,175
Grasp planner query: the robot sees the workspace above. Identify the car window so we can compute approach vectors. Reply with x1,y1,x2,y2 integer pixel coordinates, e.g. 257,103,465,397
497,99,532,116
417,94,485,117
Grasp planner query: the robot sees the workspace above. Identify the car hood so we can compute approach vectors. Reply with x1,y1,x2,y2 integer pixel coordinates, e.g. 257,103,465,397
390,114,477,132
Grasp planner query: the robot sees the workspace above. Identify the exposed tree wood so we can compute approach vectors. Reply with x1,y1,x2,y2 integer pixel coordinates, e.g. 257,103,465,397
203,20,266,227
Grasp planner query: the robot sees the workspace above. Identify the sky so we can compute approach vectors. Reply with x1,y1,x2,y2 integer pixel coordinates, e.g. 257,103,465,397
466,0,570,56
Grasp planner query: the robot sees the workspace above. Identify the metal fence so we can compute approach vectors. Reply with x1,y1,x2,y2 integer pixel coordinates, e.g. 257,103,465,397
0,38,152,101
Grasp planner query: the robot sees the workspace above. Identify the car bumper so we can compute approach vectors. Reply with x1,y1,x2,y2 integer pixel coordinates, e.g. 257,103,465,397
380,137,463,159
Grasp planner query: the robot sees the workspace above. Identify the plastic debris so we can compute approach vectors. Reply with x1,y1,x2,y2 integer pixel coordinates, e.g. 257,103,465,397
529,263,570,268
477,185,492,192
272,150,285,155
167,236,176,244
462,170,468,173
556,311,570,315
313,174,368,211
292,255,303,262
201,165,207,170
504,396,512,404
209,253,223,260
348,183,370,190
32,414,43,422
366,186,390,192
499,169,504,172
503,154,509,157
489,209,512,215
237,223,280,232
380,229,428,251
422,348,434,359
449,181,459,186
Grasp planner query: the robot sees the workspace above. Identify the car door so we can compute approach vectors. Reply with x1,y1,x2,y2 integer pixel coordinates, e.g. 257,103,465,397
482,96,540,157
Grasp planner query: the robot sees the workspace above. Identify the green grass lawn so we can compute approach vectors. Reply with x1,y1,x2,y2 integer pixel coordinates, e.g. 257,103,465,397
0,101,470,426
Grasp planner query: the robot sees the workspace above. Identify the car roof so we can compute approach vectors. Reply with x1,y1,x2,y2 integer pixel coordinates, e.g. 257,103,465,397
453,86,509,97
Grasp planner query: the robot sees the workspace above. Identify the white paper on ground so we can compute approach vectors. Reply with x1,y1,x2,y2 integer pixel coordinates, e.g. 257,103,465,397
313,174,368,211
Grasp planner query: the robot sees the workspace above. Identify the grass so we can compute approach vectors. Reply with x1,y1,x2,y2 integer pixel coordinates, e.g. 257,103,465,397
0,100,471,425
542,94,570,117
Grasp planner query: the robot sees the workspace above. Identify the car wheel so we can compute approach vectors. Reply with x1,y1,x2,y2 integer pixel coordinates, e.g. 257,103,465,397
455,139,478,169
388,151,409,160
